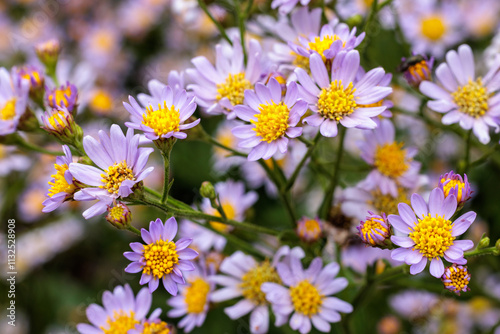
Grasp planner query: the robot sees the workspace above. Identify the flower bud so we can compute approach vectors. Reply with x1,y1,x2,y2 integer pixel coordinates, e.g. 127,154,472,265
296,217,323,243
495,239,500,255
357,211,391,248
35,39,60,70
200,181,216,200
41,107,83,145
106,203,132,229
478,236,490,249
438,170,472,209
398,54,434,88
46,82,79,113
16,65,45,97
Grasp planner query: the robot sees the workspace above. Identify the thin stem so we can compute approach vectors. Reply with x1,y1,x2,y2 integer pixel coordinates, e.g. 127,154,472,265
358,0,379,58
283,132,321,192
126,225,141,236
319,126,346,220
234,0,248,64
207,137,248,157
197,0,232,44
462,129,473,174
465,246,499,257
16,136,63,156
161,150,172,204
469,144,500,168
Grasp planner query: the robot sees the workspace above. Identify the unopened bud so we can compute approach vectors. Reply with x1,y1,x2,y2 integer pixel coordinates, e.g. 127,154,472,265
35,39,60,70
41,107,82,145
296,217,323,243
478,236,490,249
495,239,500,255
200,181,216,200
346,14,363,27
358,212,391,248
106,203,132,229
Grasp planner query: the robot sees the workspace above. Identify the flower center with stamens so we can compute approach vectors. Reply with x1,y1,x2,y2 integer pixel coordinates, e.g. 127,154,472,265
240,260,281,305
374,142,409,178
440,178,466,202
216,73,253,107
90,89,113,113
100,161,136,194
421,15,446,41
140,321,171,334
49,86,74,109
290,280,324,317
210,201,236,233
408,61,431,81
48,163,76,197
443,265,470,294
369,188,410,215
142,102,180,137
292,52,311,72
0,98,16,120
184,277,211,314
317,80,357,121
251,102,290,143
308,35,342,61
452,78,489,118
109,205,124,221
298,219,322,241
101,310,139,334
409,214,455,259
361,216,388,246
142,239,179,279
48,110,68,130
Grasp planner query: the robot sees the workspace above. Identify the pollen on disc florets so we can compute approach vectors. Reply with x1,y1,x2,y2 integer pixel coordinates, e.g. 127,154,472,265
290,280,324,317
409,214,455,259
251,101,290,143
216,73,253,107
369,188,410,216
421,15,447,41
142,101,181,137
184,277,211,314
359,213,390,246
0,98,17,120
442,264,471,295
307,35,341,61
452,78,489,118
317,80,357,121
240,260,281,305
100,161,136,194
101,310,139,334
374,142,410,178
142,239,179,279
48,163,76,197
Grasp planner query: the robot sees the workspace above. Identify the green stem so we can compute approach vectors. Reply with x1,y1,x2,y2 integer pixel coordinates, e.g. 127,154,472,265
16,136,63,156
465,246,499,257
462,129,473,174
358,0,379,59
197,0,232,44
161,150,172,204
126,225,141,236
283,132,321,192
234,0,248,65
206,136,248,157
469,144,500,168
319,126,346,220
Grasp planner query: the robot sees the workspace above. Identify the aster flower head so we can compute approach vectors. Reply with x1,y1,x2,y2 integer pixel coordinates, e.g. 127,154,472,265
69,124,154,219
187,37,264,119
40,106,83,143
167,261,215,332
389,188,476,278
439,170,472,208
42,145,79,213
46,81,79,113
16,65,45,94
297,216,323,243
129,319,172,334
76,284,161,334
106,202,132,230
271,0,311,15
124,217,198,295
124,85,199,143
297,50,392,137
0,67,29,135
232,78,308,161
358,211,391,248
398,54,434,88
358,119,421,197
420,44,500,144
442,264,471,295
35,39,60,68
262,256,352,334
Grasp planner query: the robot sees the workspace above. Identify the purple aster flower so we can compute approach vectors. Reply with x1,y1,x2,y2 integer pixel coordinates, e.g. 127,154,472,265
69,124,154,219
40,106,82,143
389,188,476,278
357,211,391,247
137,71,186,107
42,145,79,213
262,256,352,334
271,0,311,15
297,50,392,137
76,284,161,334
398,54,434,88
124,85,199,141
167,261,215,332
232,78,308,161
389,290,438,321
124,217,198,295
439,170,472,208
15,65,45,94
0,67,29,135
129,319,173,334
420,44,500,144
358,119,421,197
187,37,264,119
442,264,471,295
296,216,323,243
46,81,79,113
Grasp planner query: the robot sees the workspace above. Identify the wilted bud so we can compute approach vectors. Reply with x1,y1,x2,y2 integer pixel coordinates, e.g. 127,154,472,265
106,203,132,229
357,212,391,247
46,82,79,113
41,107,83,145
200,181,216,200
35,39,60,69
296,217,323,243
438,170,472,209
442,264,471,295
398,54,434,88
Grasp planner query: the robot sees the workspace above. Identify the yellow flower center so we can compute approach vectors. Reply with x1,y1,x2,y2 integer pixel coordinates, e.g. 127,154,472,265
92,30,114,52
140,321,171,334
440,178,466,202
90,89,113,113
290,280,324,317
216,72,253,107
47,110,68,130
100,161,136,194
317,80,357,121
214,130,235,157
142,102,180,137
421,15,446,41
49,86,74,109
452,78,489,118
101,310,139,334
142,239,179,279
298,219,322,240
109,205,125,221
361,216,388,246
210,201,236,233
240,260,281,305
374,142,409,178
369,188,410,215
292,52,311,72
184,277,211,314
443,266,470,293
48,163,76,197
408,61,430,81
20,69,43,89
308,35,342,61
0,98,17,120
251,101,290,143
409,214,455,259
